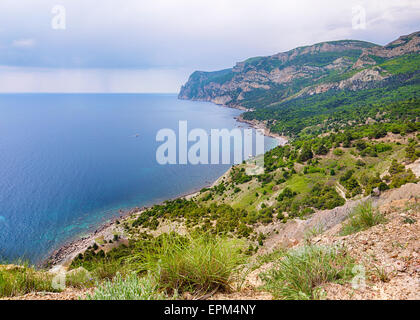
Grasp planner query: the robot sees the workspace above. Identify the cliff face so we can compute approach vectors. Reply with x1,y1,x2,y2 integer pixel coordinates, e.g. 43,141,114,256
179,31,420,109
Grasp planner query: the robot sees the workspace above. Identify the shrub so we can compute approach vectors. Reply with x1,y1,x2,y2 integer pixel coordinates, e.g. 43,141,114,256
86,273,169,300
340,201,386,236
298,144,313,162
230,168,252,184
340,170,354,183
388,160,405,175
306,183,345,210
70,242,139,281
277,187,297,201
354,140,367,151
340,170,362,196
405,141,418,162
390,170,418,188
387,160,418,188
315,144,329,155
260,245,354,300
378,182,389,192
374,143,392,153
258,207,274,224
356,159,366,167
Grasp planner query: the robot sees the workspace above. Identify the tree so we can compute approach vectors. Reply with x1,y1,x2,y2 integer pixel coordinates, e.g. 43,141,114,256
405,142,418,162
315,144,329,155
298,144,313,162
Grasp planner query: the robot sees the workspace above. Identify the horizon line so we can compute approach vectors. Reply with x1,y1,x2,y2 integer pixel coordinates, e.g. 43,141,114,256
0,92,179,95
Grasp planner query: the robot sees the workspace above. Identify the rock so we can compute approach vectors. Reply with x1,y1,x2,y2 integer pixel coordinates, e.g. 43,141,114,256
394,260,407,272
288,238,299,247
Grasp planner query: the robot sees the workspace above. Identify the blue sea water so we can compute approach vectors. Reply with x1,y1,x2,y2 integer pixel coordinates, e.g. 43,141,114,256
0,94,278,263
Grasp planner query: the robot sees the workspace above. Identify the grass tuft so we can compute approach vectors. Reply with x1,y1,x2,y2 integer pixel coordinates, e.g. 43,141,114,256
340,201,386,236
370,265,391,283
138,233,247,296
260,245,354,300
0,264,58,298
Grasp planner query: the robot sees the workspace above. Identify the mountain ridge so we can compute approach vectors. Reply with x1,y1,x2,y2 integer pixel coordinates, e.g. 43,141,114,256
179,31,420,111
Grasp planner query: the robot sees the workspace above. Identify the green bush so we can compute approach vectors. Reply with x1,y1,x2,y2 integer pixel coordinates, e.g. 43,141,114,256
306,183,345,210
277,187,297,201
387,160,418,188
390,169,418,188
70,244,133,281
86,272,169,300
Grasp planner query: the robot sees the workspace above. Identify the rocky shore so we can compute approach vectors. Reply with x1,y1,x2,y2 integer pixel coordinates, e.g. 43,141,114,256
44,179,231,268
43,206,145,268
234,115,289,146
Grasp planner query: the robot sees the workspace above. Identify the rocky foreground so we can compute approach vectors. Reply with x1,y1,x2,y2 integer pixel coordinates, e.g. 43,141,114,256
3,182,419,300
213,183,420,300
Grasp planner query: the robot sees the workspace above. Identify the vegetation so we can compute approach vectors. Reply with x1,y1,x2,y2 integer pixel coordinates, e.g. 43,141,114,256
71,233,247,297
244,92,420,137
0,265,58,298
65,111,418,299
138,234,247,295
86,273,169,300
3,33,419,300
340,201,386,236
260,245,354,300
386,160,418,189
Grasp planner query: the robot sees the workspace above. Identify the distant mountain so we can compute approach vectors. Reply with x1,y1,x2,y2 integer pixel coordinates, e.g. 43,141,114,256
179,31,420,136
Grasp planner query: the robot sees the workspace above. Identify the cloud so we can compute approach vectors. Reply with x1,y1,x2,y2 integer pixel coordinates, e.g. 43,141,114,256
12,38,36,48
0,66,190,93
0,0,418,92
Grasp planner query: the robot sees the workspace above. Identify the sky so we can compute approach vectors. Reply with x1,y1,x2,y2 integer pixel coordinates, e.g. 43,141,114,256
0,0,419,93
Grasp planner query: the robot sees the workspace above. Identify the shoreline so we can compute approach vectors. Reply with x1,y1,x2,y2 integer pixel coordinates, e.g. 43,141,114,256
183,97,289,145
234,116,288,146
42,184,211,268
43,102,288,268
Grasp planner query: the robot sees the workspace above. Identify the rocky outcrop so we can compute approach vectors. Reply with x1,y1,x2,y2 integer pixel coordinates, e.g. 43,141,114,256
305,67,387,95
256,182,420,254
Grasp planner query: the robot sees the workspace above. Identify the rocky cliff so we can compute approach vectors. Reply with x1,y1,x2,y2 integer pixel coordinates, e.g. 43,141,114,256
179,31,420,109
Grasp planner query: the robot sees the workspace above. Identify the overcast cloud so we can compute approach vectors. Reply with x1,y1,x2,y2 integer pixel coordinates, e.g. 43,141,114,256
0,0,419,92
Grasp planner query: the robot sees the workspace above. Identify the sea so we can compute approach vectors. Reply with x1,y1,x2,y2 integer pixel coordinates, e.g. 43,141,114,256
0,93,279,263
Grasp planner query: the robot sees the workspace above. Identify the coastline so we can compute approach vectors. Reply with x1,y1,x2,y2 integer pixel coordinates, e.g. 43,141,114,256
181,96,289,145
44,102,288,268
43,185,210,268
234,116,288,146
